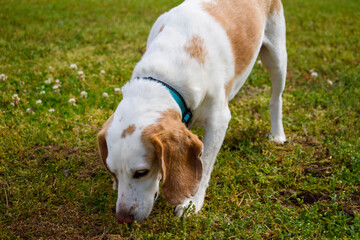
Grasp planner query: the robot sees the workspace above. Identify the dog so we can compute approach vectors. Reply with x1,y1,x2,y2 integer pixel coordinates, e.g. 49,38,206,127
97,0,287,224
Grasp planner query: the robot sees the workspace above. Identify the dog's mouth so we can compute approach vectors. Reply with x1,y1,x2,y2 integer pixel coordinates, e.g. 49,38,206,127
154,192,158,201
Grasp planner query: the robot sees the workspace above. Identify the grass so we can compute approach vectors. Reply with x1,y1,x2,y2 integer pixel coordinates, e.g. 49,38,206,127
0,0,359,238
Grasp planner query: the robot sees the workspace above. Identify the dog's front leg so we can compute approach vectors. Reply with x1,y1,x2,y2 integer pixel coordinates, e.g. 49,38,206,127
175,107,231,217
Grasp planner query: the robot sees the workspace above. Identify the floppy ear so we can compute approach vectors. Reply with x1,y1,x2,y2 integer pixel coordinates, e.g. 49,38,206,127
97,115,118,187
150,122,203,206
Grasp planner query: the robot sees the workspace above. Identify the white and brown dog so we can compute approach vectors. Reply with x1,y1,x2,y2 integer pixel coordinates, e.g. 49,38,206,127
98,0,287,223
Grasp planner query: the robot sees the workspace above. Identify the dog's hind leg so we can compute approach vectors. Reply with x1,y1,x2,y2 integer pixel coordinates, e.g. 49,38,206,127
259,10,287,144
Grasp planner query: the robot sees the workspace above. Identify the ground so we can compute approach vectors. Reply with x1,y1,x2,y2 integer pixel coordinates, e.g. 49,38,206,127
0,0,359,239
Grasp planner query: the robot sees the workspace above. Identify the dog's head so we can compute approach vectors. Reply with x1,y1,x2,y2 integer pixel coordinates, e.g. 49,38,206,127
97,109,203,223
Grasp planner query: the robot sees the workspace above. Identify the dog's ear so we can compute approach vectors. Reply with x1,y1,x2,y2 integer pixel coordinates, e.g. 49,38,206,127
148,116,203,206
97,115,114,167
97,115,118,187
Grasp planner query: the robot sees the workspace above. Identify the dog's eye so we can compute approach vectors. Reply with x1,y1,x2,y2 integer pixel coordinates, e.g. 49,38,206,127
133,169,149,179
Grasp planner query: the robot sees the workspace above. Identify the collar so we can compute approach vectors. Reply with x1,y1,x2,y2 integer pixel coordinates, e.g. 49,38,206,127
136,76,193,127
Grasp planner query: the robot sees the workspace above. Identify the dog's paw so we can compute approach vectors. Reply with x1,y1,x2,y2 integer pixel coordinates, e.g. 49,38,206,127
269,133,286,144
174,195,204,217
174,199,194,218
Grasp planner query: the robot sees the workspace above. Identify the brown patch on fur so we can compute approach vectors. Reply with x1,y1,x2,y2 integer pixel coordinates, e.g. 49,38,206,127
203,0,265,76
225,77,235,99
141,109,203,205
159,24,165,34
121,124,136,138
97,115,118,186
262,0,283,16
184,35,208,65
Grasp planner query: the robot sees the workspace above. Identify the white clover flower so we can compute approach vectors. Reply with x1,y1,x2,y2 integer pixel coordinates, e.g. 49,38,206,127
310,69,318,78
0,73,7,82
257,60,262,65
53,85,60,93
40,90,46,95
48,66,54,71
80,91,88,98
78,71,85,79
36,99,42,105
311,71,318,78
26,108,35,114
44,78,52,84
10,102,15,107
68,98,76,106
102,92,109,98
100,70,106,75
114,88,121,94
70,63,78,70
327,80,333,86
54,79,61,91
49,108,55,112
12,94,20,104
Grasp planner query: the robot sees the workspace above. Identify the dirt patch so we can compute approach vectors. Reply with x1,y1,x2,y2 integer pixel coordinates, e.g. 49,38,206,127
296,191,331,204
281,189,331,206
280,188,360,220
5,204,110,239
290,135,323,147
25,143,101,179
303,164,332,177
27,144,79,162
224,127,268,151
77,168,100,180
291,135,334,176
346,189,360,216
26,143,99,163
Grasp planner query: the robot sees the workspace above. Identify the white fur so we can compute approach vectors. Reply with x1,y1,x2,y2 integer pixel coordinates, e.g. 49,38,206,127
103,0,287,222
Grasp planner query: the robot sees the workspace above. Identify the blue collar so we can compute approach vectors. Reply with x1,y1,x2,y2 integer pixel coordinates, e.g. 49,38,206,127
137,76,193,127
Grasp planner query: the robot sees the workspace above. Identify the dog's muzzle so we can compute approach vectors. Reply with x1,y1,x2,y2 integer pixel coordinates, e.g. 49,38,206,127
116,211,134,224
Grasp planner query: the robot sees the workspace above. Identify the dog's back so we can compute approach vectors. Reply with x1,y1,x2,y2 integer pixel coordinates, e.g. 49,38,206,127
133,0,284,109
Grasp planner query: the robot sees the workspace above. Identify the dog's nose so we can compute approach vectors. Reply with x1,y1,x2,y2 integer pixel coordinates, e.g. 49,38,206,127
116,212,134,224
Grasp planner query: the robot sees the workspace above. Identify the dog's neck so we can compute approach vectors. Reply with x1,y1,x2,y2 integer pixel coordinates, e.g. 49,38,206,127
115,79,184,128
134,76,192,126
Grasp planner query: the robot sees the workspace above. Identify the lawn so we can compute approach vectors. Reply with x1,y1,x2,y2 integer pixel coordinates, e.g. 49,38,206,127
1,0,359,239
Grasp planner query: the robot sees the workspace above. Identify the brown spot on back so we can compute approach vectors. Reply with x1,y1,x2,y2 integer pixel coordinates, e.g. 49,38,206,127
184,35,208,65
121,124,136,138
203,0,265,75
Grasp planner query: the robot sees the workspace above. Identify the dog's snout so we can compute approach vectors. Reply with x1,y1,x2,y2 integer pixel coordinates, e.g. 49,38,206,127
116,211,134,224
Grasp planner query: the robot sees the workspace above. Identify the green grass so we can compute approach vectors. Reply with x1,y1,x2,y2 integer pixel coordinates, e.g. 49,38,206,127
1,0,359,239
